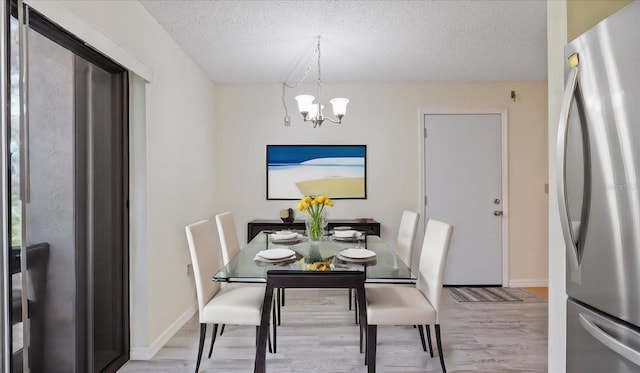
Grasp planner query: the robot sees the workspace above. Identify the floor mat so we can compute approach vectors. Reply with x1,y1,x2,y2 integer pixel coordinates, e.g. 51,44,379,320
447,287,524,302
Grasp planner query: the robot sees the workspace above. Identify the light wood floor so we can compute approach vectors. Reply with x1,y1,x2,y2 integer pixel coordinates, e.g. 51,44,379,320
523,287,548,300
119,288,547,372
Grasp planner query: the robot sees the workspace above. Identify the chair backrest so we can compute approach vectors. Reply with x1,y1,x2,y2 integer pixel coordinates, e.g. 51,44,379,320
215,211,241,265
395,210,420,268
416,219,453,323
185,219,221,323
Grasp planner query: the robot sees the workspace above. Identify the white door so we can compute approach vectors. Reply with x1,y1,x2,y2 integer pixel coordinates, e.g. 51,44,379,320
424,113,504,285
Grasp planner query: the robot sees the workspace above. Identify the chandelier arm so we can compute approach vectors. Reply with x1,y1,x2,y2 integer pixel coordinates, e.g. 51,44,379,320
324,117,341,124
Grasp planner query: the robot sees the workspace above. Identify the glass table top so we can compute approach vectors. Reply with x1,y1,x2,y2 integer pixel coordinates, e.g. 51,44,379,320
213,231,416,283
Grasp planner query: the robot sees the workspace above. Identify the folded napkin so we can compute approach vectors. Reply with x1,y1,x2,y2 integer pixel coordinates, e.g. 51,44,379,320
271,231,299,240
333,230,362,238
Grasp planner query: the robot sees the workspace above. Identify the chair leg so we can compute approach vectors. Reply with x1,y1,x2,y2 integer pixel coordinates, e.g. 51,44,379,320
277,288,282,326
354,291,359,324
366,325,377,372
435,324,446,373
195,323,207,373
348,288,352,310
425,325,434,358
207,324,219,358
417,325,427,352
219,324,225,336
272,297,278,353
360,319,364,354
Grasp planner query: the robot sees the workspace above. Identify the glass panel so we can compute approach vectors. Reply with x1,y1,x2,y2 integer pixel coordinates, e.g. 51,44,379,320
8,6,127,372
25,23,75,373
213,234,416,283
8,12,24,373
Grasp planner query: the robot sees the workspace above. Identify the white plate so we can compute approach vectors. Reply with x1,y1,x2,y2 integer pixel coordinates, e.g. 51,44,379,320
333,236,362,243
333,230,362,238
255,254,297,263
257,248,296,260
339,248,376,259
271,235,304,244
270,231,298,240
336,253,376,263
333,226,351,231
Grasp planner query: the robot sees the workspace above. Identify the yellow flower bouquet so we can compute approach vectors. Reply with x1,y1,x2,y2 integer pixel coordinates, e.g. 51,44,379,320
297,195,333,242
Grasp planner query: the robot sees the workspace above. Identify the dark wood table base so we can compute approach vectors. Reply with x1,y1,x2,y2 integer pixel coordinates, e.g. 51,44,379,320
254,270,368,373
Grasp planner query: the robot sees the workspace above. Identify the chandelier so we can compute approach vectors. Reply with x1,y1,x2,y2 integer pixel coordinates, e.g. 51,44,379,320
285,37,349,128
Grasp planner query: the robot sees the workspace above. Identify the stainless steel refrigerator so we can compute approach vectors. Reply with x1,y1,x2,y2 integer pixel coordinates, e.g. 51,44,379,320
557,2,640,371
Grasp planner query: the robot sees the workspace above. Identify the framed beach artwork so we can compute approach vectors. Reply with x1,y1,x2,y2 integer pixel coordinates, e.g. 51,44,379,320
266,145,367,200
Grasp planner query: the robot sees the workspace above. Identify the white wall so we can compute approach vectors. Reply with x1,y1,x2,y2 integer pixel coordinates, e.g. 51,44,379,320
547,2,567,371
25,0,217,357
215,81,548,286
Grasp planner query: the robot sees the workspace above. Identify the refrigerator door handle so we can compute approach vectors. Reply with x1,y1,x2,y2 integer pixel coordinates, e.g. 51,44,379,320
556,62,582,274
579,313,640,367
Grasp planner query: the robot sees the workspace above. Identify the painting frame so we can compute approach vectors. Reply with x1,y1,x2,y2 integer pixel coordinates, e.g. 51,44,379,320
266,144,367,200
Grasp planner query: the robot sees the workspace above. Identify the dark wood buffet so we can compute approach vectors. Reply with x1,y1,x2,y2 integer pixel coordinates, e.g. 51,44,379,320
246,219,381,242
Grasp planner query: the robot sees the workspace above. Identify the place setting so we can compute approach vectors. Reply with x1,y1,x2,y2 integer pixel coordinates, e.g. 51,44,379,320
335,247,377,264
254,247,300,264
331,227,365,243
268,230,306,244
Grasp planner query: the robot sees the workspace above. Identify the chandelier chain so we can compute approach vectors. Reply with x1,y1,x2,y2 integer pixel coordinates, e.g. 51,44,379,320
317,37,322,85
284,36,320,89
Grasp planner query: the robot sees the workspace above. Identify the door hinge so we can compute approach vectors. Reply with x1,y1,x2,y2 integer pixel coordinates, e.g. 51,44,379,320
425,196,428,207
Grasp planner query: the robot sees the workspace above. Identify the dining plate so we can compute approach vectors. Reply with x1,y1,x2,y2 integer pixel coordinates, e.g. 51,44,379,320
255,254,297,263
333,230,362,239
270,231,298,240
339,248,376,259
336,253,376,263
271,235,304,244
333,226,351,231
257,248,296,260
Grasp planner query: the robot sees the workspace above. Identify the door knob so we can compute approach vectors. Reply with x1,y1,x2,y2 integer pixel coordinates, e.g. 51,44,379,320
494,210,503,216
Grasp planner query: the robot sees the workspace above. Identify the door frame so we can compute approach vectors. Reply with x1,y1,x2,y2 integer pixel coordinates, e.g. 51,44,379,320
418,109,509,286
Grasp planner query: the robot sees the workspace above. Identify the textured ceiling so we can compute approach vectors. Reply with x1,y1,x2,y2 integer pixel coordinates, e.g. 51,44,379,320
140,0,547,83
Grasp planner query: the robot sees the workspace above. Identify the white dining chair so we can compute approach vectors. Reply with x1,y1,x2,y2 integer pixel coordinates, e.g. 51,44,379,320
394,210,420,270
185,219,271,372
352,210,420,317
365,219,453,373
215,211,282,351
215,211,240,337
215,211,241,266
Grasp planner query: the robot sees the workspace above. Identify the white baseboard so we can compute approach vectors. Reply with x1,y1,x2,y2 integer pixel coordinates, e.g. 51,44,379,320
509,279,549,288
130,303,198,360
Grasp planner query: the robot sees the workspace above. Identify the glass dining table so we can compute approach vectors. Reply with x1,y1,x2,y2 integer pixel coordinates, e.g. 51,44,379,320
212,230,416,373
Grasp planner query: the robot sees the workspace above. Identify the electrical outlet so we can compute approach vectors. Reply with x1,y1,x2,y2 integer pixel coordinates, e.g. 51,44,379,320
284,115,291,127
187,263,193,276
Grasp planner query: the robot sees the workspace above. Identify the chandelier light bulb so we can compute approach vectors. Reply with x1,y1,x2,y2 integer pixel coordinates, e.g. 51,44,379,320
330,98,349,117
294,95,315,117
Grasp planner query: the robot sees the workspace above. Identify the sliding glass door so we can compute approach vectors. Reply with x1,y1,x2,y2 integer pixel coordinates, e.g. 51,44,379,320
2,2,129,371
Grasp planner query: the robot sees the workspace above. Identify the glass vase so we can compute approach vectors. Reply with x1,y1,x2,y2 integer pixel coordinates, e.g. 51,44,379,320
306,241,324,264
305,211,327,242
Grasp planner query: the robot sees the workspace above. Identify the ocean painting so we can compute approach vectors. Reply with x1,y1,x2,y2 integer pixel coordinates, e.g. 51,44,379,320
267,145,367,200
